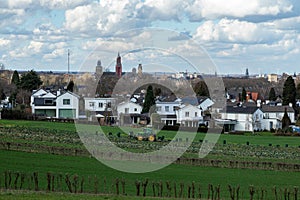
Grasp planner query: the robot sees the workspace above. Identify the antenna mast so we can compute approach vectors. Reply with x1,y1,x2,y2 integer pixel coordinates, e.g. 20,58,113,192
68,49,70,74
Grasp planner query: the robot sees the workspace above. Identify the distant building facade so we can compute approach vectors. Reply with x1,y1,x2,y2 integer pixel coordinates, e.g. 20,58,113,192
267,74,278,83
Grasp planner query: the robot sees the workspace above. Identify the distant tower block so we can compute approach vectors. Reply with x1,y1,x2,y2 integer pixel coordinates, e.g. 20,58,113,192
138,64,143,77
115,53,122,78
95,60,103,80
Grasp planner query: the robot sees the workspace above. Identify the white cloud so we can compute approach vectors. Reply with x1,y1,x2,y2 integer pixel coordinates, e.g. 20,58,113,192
64,1,143,36
43,48,65,60
7,0,33,9
0,38,11,47
136,0,187,21
82,38,137,52
188,0,293,20
39,0,90,9
28,41,44,53
193,19,282,44
266,16,300,30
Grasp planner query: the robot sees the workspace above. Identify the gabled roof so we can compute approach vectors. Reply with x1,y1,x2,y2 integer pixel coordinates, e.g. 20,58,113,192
32,89,47,96
181,96,199,105
118,101,142,108
57,91,80,99
222,106,260,114
43,92,56,98
177,104,201,111
261,105,294,113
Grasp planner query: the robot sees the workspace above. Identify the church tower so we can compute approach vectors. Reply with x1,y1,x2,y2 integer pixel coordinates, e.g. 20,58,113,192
115,53,122,78
95,60,103,80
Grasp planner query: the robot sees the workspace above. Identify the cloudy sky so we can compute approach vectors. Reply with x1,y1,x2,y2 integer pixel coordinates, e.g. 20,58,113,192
1,0,300,75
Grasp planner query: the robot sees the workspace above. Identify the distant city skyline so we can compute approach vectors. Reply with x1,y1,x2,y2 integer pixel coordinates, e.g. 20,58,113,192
1,0,300,75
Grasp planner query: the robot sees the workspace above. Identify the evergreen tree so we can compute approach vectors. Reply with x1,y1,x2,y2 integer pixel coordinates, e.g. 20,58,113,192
282,108,291,129
19,70,43,92
269,87,276,101
296,83,300,100
11,70,20,86
241,87,247,102
194,81,209,97
282,76,296,106
67,80,75,92
142,85,155,114
0,88,5,100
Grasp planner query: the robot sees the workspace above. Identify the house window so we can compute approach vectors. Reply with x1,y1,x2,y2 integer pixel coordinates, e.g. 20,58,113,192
165,106,170,112
125,108,129,114
99,102,103,108
44,99,53,105
63,99,70,105
134,108,137,112
89,102,95,107
157,106,162,111
195,112,198,117
265,113,269,119
185,112,189,117
107,102,111,108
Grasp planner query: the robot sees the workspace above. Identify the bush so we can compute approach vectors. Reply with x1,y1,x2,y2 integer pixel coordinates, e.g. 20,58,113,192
270,128,276,133
1,109,28,120
160,125,208,133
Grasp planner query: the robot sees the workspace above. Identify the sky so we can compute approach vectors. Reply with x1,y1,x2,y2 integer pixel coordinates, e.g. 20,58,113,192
1,0,300,75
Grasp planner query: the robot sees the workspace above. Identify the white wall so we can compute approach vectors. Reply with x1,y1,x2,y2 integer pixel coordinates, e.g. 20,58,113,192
261,119,281,130
84,97,116,112
117,102,142,115
156,102,180,115
264,112,295,123
221,109,263,131
176,105,203,123
56,92,79,119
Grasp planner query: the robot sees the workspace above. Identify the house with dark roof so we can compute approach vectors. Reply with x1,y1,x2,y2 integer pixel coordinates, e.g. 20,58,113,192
31,89,79,119
261,105,295,130
220,105,263,132
156,100,181,126
180,96,214,111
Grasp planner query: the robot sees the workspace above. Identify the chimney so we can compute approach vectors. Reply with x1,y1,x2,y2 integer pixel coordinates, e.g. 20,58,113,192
57,89,61,97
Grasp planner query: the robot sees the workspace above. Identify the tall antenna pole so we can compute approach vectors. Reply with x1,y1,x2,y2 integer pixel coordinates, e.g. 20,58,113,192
68,49,70,74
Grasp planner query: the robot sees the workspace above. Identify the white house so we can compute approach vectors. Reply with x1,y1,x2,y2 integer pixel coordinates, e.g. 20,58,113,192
176,104,203,127
31,89,57,117
156,101,181,126
117,101,143,125
31,89,80,119
261,105,295,130
56,91,79,119
220,106,264,132
117,101,142,115
84,97,116,113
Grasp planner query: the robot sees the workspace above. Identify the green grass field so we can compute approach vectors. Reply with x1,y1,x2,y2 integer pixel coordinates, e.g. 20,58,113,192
0,119,300,199
1,119,300,147
0,190,172,200
0,149,299,199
